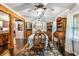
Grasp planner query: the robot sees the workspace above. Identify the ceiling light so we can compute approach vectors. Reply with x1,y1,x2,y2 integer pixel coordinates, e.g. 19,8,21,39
43,3,48,6
36,8,44,16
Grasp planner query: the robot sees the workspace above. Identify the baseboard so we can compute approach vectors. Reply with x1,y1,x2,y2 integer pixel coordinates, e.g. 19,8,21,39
74,52,79,56
65,51,75,56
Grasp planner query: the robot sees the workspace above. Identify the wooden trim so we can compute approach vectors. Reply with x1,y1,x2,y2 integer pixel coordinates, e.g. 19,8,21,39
9,15,14,49
0,4,22,19
24,20,26,39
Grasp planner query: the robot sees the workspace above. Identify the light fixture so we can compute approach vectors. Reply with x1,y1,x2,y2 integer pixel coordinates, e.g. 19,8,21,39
34,3,47,10
37,8,44,15
43,3,48,6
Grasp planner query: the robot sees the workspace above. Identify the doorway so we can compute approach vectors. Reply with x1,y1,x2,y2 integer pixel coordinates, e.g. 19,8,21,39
14,19,25,52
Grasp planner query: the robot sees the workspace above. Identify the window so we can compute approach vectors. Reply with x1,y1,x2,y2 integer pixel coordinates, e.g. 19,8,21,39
73,14,79,40
73,14,79,55
0,11,9,31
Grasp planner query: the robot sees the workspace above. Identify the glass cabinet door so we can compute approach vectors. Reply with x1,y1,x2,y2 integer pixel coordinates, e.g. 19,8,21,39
73,14,79,40
0,21,3,30
27,22,32,30
73,14,79,55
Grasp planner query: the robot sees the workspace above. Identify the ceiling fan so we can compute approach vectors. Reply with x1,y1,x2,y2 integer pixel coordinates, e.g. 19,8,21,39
25,3,54,13
23,3,54,18
33,3,47,10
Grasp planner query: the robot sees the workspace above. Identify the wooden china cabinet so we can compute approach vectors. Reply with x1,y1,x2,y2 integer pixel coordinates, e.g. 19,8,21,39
47,22,53,47
26,22,32,43
53,17,66,55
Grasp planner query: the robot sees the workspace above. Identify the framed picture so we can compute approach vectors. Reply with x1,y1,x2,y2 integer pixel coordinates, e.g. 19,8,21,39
18,23,23,31
27,22,32,30
3,21,9,28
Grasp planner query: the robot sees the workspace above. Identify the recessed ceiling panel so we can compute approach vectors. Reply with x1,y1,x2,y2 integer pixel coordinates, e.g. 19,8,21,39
4,3,74,19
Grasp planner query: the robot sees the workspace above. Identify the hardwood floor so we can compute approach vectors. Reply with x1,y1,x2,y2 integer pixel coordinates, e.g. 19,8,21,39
0,32,72,56
15,42,62,56
1,49,10,56
0,39,26,56
0,43,9,55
